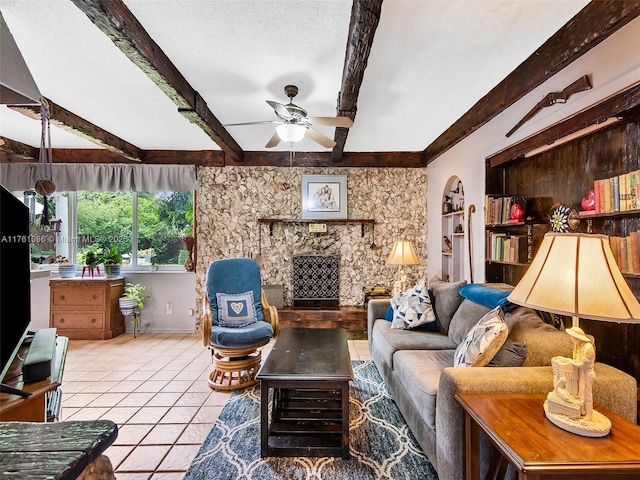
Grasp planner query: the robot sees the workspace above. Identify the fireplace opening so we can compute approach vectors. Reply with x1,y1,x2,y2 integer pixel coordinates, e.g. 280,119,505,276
292,254,340,309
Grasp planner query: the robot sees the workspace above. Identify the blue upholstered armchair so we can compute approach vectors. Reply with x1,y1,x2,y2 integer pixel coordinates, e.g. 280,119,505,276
202,257,279,391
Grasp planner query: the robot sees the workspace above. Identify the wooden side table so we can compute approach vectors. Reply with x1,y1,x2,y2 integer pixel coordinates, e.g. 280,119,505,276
456,393,640,480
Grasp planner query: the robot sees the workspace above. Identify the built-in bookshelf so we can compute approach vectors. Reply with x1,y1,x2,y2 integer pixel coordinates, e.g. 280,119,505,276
442,176,465,282
484,83,640,388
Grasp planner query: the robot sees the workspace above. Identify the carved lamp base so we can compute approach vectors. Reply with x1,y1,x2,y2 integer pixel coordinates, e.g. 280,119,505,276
543,400,612,437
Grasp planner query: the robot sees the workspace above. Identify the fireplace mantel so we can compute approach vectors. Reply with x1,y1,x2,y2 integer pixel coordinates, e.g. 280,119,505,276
258,218,375,236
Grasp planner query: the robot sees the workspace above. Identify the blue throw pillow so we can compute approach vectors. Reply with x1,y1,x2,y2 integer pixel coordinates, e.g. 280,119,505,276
385,306,394,321
458,284,517,312
216,291,258,328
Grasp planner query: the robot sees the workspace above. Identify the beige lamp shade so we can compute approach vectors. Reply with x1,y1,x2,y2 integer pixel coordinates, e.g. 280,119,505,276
508,232,640,322
387,240,421,266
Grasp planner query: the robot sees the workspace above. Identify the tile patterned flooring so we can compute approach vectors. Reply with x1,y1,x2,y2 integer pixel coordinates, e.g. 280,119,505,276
60,333,372,479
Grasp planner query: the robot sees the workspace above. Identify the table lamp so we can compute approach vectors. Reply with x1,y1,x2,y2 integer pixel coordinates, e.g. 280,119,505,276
508,232,640,437
387,240,420,295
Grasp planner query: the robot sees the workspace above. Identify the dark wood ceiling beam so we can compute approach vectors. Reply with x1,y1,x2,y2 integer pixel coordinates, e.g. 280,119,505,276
1,145,420,168
71,0,244,163
0,137,39,162
0,143,224,166
332,0,383,162
9,98,143,161
423,0,640,165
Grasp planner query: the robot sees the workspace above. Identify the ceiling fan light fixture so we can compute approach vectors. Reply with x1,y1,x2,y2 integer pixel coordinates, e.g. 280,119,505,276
276,123,306,144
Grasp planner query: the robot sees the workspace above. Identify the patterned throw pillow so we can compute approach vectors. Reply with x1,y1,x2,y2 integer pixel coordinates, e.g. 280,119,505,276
389,278,436,330
216,291,258,328
453,306,508,367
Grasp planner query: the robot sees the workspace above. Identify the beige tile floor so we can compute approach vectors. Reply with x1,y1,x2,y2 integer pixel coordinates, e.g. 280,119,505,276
60,332,372,479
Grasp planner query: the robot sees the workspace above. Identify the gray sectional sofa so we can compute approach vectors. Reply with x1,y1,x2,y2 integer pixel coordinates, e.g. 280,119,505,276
367,278,638,480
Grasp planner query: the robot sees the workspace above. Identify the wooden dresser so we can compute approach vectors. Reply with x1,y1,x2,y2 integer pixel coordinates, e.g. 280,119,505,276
49,277,125,340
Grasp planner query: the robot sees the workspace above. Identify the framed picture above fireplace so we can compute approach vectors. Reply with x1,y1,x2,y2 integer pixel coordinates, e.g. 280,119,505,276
301,175,347,219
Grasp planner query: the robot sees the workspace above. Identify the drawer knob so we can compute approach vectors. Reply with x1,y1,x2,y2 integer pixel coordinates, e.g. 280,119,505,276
60,295,65,300
91,318,96,323
59,318,64,323
92,295,97,300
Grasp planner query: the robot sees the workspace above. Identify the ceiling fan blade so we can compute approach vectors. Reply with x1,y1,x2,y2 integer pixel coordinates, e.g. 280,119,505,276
308,116,353,128
223,120,278,127
266,100,294,120
306,128,336,148
265,131,281,148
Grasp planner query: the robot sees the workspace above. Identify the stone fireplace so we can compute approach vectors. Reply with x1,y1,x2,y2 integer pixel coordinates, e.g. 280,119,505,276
292,254,340,308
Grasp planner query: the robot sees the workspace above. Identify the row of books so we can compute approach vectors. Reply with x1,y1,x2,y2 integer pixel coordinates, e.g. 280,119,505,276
484,196,521,225
591,171,640,215
609,232,640,275
486,232,528,264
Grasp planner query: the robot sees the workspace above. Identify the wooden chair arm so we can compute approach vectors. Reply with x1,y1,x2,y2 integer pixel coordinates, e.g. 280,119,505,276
261,289,280,336
202,294,212,347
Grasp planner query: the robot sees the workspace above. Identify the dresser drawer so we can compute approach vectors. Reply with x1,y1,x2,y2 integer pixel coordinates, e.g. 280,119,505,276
51,312,105,329
51,287,105,307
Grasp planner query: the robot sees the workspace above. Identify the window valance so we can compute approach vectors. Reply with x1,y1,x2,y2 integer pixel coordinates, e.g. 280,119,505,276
0,163,197,192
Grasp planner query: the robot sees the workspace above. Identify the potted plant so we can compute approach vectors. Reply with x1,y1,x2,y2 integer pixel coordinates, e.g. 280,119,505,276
55,255,77,278
119,282,151,337
81,246,102,277
99,247,123,278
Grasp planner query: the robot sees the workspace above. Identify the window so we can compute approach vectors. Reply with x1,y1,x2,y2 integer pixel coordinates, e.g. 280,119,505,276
25,190,193,270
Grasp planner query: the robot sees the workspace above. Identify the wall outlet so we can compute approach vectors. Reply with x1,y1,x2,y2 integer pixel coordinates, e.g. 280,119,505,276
165,303,173,315
188,308,194,316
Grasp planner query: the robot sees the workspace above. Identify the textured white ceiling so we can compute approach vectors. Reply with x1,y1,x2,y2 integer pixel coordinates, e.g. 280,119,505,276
0,0,590,153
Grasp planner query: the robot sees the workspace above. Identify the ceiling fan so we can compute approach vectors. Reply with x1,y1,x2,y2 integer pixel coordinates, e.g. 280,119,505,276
224,85,353,148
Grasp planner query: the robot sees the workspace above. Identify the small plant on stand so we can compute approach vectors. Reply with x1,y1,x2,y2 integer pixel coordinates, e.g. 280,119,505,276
119,282,151,338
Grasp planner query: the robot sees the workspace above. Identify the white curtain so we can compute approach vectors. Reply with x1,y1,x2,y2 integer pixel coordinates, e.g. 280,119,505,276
0,163,197,192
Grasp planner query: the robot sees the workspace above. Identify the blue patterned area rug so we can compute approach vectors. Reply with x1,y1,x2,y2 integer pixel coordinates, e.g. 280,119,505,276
184,360,438,480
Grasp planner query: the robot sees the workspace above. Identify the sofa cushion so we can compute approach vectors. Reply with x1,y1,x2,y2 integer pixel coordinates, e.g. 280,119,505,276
372,319,457,368
487,338,527,367
393,349,455,430
428,276,467,334
448,298,492,345
505,307,573,366
454,307,508,367
389,278,436,330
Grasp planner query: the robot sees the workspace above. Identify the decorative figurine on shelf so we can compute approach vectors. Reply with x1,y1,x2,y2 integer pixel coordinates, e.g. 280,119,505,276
454,224,463,234
443,196,452,214
548,203,580,232
544,326,611,437
581,189,596,211
443,236,452,254
509,202,525,222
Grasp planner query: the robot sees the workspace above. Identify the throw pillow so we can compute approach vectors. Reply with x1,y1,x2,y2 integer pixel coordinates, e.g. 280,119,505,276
216,291,258,328
427,276,467,335
453,306,508,367
458,283,517,312
389,278,436,330
487,338,527,367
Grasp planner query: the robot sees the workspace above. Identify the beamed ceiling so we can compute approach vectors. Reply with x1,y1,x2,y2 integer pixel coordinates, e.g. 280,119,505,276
1,0,640,168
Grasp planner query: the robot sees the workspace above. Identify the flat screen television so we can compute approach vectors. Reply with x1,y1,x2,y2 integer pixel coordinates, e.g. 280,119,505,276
0,184,32,393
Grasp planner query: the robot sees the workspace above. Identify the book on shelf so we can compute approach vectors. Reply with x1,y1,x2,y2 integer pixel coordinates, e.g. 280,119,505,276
484,195,526,225
609,230,640,275
486,232,527,264
593,170,640,214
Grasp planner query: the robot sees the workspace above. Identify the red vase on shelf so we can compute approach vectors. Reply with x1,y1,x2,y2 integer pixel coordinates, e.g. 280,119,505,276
510,203,525,222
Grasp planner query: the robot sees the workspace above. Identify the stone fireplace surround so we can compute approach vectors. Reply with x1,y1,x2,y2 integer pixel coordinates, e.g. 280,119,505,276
194,166,427,328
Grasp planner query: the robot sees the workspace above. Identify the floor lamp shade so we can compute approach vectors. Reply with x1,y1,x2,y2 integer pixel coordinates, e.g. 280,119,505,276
386,240,420,266
507,232,640,322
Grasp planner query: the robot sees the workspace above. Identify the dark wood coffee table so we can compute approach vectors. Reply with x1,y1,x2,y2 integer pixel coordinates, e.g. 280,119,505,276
256,328,353,458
